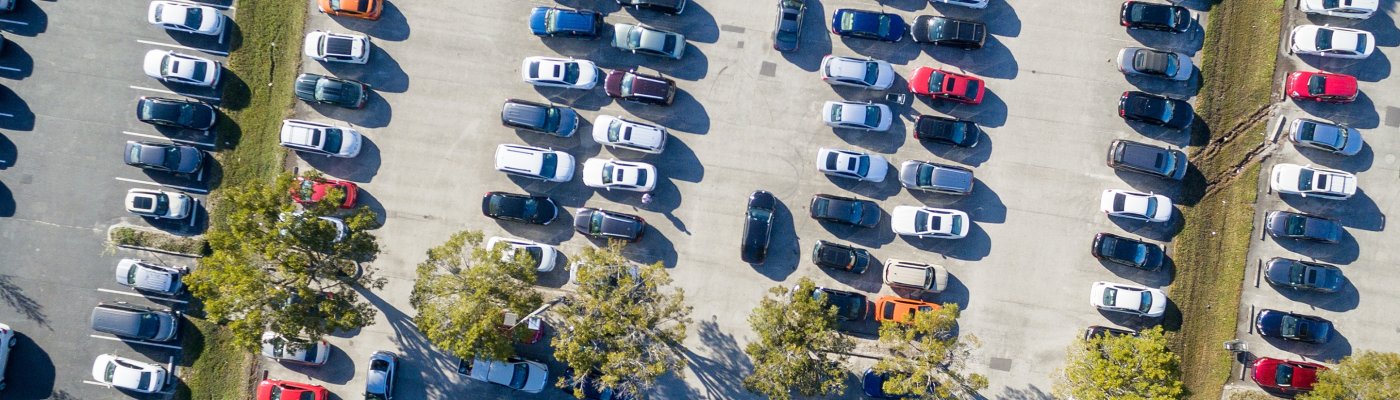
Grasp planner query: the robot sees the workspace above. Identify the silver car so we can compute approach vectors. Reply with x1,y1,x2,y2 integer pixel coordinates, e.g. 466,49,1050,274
115,258,187,295
365,351,397,399
1116,47,1193,81
898,160,973,195
613,23,687,59
1289,118,1363,156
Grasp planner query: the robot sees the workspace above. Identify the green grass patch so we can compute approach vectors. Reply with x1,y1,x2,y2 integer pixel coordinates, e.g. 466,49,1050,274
175,317,257,400
109,226,210,256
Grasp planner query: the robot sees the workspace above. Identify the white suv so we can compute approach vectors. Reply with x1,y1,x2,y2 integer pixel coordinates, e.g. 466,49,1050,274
592,115,667,154
304,30,370,64
124,188,194,220
494,144,575,182
279,119,362,157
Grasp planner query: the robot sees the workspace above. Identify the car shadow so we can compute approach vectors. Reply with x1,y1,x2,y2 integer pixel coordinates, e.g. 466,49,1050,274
1294,91,1380,129
930,272,972,311
754,198,799,279
619,89,710,134
1271,225,1360,265
301,135,382,183
331,1,410,41
1279,188,1384,232
779,0,831,72
820,249,884,294
897,221,991,261
0,134,14,170
653,135,704,182
832,122,907,154
352,188,388,227
1100,256,1175,288
0,1,46,37
279,344,355,384
1125,119,1196,148
163,26,230,56
1112,169,1179,196
324,46,410,93
1293,140,1374,173
916,125,992,167
1294,49,1392,83
0,84,34,131
1260,329,1352,363
926,89,1008,128
0,40,33,79
1270,277,1360,313
1096,307,1163,331
620,221,679,267
625,0,720,44
924,35,1019,80
1126,24,1204,56
817,211,896,249
1108,209,1183,242
3,332,55,399
534,85,615,111
841,36,923,65
878,0,926,11
1124,71,1201,100
352,286,454,400
307,90,392,129
935,1,1022,38
825,173,901,201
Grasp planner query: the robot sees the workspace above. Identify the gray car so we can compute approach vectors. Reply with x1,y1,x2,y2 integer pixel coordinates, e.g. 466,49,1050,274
1289,117,1363,156
898,160,974,195
612,23,687,59
1115,47,1193,81
1106,140,1188,180
90,302,180,342
1264,257,1344,293
1264,210,1342,243
365,351,397,399
501,99,579,137
125,141,206,175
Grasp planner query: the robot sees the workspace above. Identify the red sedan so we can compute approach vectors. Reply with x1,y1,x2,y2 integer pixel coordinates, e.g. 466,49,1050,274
290,176,359,208
909,67,985,104
1286,70,1357,103
257,379,328,400
1252,357,1327,392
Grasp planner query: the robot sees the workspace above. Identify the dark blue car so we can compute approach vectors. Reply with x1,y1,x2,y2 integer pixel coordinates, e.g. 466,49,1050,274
529,7,603,38
831,9,906,42
1257,309,1332,344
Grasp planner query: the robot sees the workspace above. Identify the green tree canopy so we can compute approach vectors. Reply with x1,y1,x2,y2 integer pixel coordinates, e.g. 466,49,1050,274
874,303,988,399
410,230,542,361
1301,351,1400,400
742,277,854,400
1055,326,1184,400
553,241,691,399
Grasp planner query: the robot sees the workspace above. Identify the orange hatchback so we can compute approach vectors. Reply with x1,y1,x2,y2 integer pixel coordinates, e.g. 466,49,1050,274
319,0,382,20
874,296,941,324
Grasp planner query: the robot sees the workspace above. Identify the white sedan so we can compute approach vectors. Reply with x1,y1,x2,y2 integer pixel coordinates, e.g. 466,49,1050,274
1290,25,1375,59
592,115,668,154
260,331,331,365
143,50,221,87
1270,163,1356,200
1090,281,1166,317
892,206,970,239
819,55,895,90
147,1,225,35
822,101,892,131
582,158,658,192
92,354,168,393
1100,189,1173,222
486,236,560,272
816,148,888,182
521,56,599,90
1298,0,1378,19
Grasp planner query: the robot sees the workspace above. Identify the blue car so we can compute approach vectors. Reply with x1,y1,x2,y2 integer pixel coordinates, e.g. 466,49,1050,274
831,9,906,42
1256,309,1332,344
529,7,604,38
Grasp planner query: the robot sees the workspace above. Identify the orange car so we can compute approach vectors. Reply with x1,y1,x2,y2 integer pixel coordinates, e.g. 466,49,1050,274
874,296,941,324
319,0,382,20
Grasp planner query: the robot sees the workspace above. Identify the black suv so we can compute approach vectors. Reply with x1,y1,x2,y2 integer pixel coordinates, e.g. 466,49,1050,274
135,97,217,130
1091,232,1164,271
1118,91,1194,129
914,115,981,147
605,68,677,106
295,73,369,109
911,15,986,49
500,99,579,138
809,194,880,227
1106,139,1187,180
616,0,686,14
1264,211,1341,243
481,192,559,225
812,240,872,274
742,190,777,264
1120,1,1191,33
574,208,647,242
772,0,806,52
812,287,870,322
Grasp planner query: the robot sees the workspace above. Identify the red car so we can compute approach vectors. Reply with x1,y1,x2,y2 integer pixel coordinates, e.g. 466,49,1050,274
257,379,328,400
1252,357,1327,392
1286,70,1357,103
909,67,985,104
290,176,359,209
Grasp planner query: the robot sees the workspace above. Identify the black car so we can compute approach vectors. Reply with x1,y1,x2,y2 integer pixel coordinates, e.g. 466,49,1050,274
809,194,880,227
605,68,676,106
135,96,217,130
481,192,559,225
529,7,604,38
1264,257,1344,293
616,0,686,14
500,99,579,138
1106,139,1188,180
1256,309,1332,344
1120,1,1191,33
812,287,870,322
574,208,647,242
1084,325,1138,340
911,15,986,49
772,0,806,52
1091,232,1164,271
812,240,872,274
1118,91,1194,129
1264,211,1342,243
742,190,777,264
294,73,370,109
124,141,206,175
914,115,980,147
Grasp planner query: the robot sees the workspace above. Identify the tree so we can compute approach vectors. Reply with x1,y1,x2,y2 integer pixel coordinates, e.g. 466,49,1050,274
1055,326,1184,400
186,172,384,349
553,241,691,399
742,277,855,400
874,304,988,399
1301,351,1400,400
410,230,543,361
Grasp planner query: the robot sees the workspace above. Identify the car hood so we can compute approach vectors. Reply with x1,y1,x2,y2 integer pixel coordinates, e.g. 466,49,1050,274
1292,25,1321,50
1264,259,1297,286
522,362,548,393
612,24,636,49
1264,211,1289,235
1271,164,1304,190
1252,358,1281,385
142,51,166,78
891,206,920,234
1256,310,1285,336
528,7,551,35
1338,127,1364,155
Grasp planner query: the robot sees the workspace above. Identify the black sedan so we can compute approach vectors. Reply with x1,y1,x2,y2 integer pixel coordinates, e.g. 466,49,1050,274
742,190,777,264
1118,91,1194,129
481,192,558,225
810,194,880,227
911,15,985,49
1264,211,1341,243
812,240,872,274
831,9,906,43
135,96,216,130
294,73,369,109
574,208,647,242
914,115,980,147
616,0,686,14
1120,1,1191,33
812,286,870,322
772,0,806,52
1256,309,1332,344
124,141,206,175
1264,257,1344,293
1091,232,1164,271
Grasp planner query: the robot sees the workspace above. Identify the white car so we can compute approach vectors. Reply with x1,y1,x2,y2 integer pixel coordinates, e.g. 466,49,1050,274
486,236,560,272
0,323,14,391
1090,281,1166,317
125,188,194,220
1100,189,1173,222
494,144,576,182
280,212,349,243
115,259,187,295
467,357,549,393
260,331,331,365
91,354,168,393
1270,163,1356,200
142,50,221,87
521,56,599,90
279,119,363,157
582,158,658,192
147,1,225,35
819,55,895,90
822,101,893,131
592,115,668,154
933,0,989,9
1298,0,1378,19
816,148,888,182
1290,25,1375,59
304,30,370,64
891,206,970,239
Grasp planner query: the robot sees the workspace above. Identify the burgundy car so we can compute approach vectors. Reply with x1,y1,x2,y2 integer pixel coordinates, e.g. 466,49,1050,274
604,68,676,106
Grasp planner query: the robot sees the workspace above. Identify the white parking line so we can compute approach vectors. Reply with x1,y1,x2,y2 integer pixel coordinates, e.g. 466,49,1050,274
189,199,200,227
173,1,234,10
0,66,20,72
0,112,12,118
137,39,229,56
82,380,112,387
115,177,208,194
96,288,189,304
122,131,216,148
129,86,221,102
90,335,185,350
0,18,28,26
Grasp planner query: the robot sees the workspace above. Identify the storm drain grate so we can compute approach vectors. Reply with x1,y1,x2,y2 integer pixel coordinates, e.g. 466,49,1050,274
720,24,746,33
1386,107,1400,127
989,357,1013,371
760,61,776,77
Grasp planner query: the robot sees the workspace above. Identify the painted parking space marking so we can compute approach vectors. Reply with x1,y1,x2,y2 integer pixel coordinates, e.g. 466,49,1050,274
0,112,13,118
137,39,229,56
122,131,216,148
129,86,220,102
96,288,189,304
0,18,28,26
114,177,208,194
90,334,184,350
0,66,21,72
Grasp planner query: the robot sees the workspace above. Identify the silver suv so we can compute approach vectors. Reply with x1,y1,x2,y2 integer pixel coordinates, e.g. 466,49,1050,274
898,160,974,195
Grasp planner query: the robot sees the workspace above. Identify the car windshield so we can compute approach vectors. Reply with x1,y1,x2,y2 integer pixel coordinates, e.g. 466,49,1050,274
562,62,580,84
1355,34,1368,53
1316,28,1333,50
601,163,616,184
104,361,117,382
927,71,946,93
540,153,558,178
1285,215,1307,236
1307,75,1328,96
1297,169,1315,191
160,56,174,76
621,73,635,95
297,180,317,199
829,104,842,122
153,193,170,215
162,147,183,170
590,212,604,234
1276,364,1295,386
190,61,208,82
963,80,981,99
855,155,870,176
509,363,530,389
662,35,678,53
914,211,931,232
1102,287,1118,306
916,164,935,187
1322,0,1339,6
1156,100,1176,122
139,312,162,338
520,198,539,216
543,108,561,131
950,214,963,235
126,265,139,284
628,28,644,48
1132,243,1149,264
1162,54,1179,75
1138,292,1153,313
877,15,892,36
863,106,881,127
1289,263,1309,286
1280,315,1300,337
182,7,203,29
840,13,856,30
945,121,968,143
322,128,344,152
1143,197,1158,218
862,61,880,85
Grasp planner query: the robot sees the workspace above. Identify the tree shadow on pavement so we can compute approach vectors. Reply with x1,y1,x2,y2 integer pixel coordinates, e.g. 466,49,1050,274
0,274,46,328
676,318,754,400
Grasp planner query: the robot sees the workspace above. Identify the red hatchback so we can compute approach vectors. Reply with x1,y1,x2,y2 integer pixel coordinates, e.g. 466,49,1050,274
257,379,328,400
290,176,359,209
1252,357,1327,392
909,67,985,104
1286,70,1357,103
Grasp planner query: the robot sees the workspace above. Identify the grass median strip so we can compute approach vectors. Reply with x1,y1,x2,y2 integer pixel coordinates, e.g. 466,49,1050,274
109,226,210,257
176,317,258,400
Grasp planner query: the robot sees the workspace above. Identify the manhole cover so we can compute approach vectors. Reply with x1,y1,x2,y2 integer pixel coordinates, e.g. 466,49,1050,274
720,24,746,33
760,61,776,77
1385,106,1400,127
989,357,1013,371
